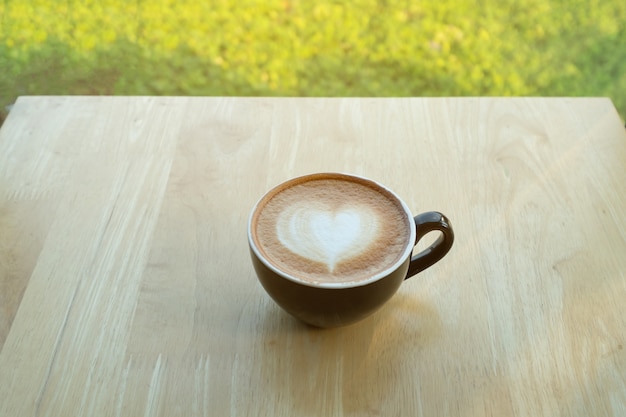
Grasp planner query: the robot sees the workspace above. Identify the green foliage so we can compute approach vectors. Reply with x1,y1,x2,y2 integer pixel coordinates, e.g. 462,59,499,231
1,0,625,120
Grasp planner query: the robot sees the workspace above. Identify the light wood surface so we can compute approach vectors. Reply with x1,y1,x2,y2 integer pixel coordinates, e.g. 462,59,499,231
1,96,625,416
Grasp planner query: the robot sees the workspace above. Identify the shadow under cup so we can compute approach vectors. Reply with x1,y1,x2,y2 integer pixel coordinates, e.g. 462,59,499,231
248,173,454,328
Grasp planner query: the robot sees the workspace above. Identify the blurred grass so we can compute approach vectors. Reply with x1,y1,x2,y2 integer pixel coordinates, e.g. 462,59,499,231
1,0,625,124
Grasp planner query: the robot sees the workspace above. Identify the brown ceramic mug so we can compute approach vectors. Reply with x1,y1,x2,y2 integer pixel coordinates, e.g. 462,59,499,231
248,173,454,328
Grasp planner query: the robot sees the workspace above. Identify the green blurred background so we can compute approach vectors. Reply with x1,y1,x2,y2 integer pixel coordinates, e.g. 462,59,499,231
1,0,625,124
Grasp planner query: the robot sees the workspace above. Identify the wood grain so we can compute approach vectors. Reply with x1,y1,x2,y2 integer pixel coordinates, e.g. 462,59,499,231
1,97,625,416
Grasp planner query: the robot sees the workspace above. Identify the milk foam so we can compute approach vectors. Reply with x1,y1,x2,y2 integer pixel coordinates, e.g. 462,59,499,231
276,202,379,272
252,175,411,284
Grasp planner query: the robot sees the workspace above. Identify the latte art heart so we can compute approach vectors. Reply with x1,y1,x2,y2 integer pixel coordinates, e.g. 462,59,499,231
276,204,380,272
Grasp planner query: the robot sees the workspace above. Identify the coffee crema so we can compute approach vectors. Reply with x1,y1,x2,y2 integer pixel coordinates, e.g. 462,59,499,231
251,174,411,284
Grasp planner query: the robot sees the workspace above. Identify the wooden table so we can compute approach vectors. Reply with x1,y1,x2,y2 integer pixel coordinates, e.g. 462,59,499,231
1,96,625,416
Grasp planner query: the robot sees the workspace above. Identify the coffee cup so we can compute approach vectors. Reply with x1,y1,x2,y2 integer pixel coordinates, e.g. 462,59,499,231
248,173,454,328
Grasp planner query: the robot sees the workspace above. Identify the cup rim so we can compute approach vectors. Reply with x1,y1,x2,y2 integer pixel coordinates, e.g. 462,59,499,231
247,172,417,289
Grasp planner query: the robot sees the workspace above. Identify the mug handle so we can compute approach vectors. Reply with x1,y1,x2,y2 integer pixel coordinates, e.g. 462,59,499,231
406,211,454,279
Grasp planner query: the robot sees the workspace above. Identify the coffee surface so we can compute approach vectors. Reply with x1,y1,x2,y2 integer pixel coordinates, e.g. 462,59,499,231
252,176,411,284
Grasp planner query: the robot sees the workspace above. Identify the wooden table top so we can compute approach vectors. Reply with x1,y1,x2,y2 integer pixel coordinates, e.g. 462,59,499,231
1,96,625,416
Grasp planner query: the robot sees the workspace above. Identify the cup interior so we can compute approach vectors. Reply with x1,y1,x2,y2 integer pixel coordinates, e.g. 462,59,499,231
248,172,417,289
